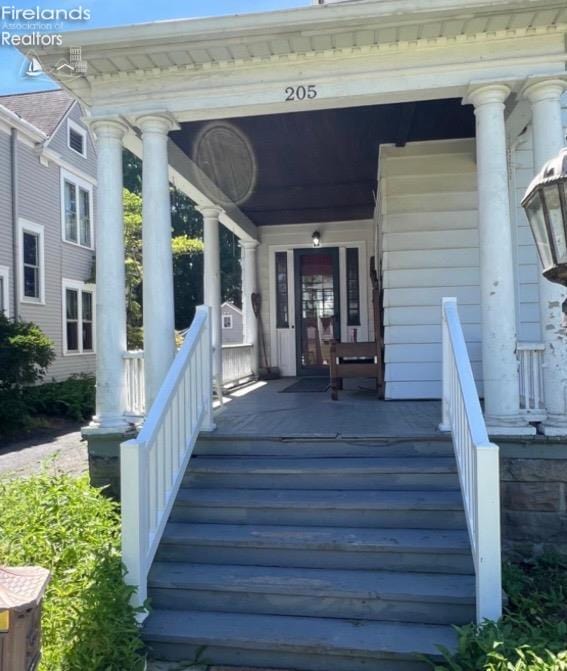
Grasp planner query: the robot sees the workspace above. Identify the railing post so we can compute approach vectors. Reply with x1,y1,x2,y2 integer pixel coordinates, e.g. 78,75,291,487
201,305,216,432
475,443,503,622
439,297,456,432
121,438,148,615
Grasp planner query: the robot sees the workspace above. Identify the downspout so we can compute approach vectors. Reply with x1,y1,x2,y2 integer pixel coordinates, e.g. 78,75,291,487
10,128,19,320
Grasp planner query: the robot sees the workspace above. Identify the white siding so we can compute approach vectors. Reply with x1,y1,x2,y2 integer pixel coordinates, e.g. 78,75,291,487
257,219,374,371
381,139,482,400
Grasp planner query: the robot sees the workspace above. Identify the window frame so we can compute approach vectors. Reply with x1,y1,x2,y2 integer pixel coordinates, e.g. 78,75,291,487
18,219,45,305
67,119,87,158
62,278,96,355
0,265,10,317
222,313,233,329
60,168,94,250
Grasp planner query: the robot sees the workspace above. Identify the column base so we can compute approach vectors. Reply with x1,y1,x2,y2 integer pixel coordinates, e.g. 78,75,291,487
82,423,138,500
486,415,537,437
540,416,567,437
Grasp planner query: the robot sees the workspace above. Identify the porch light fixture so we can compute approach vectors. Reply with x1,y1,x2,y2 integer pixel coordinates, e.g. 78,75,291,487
522,147,567,287
312,231,321,247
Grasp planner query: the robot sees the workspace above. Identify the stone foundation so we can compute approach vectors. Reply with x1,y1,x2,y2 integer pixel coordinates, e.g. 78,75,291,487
83,425,137,500
500,440,567,558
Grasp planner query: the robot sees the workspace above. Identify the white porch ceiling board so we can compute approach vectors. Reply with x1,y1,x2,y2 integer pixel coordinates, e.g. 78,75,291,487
169,50,194,66
149,52,174,68
397,25,420,43
270,38,291,55
289,35,312,53
128,53,155,70
332,32,355,50
207,45,233,62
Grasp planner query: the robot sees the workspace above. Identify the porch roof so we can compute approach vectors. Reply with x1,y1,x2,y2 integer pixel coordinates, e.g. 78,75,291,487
35,0,566,91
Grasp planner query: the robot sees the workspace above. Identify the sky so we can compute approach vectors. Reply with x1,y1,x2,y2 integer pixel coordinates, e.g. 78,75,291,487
0,0,308,95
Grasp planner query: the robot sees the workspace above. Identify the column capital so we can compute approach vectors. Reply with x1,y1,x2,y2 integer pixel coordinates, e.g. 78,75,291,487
522,77,567,104
89,116,129,140
197,204,224,220
465,83,511,108
239,239,260,250
136,112,179,135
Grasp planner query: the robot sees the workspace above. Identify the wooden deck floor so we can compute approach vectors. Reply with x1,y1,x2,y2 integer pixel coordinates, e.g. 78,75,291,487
214,378,444,439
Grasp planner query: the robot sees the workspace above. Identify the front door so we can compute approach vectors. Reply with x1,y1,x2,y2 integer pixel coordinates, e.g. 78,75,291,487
294,248,341,376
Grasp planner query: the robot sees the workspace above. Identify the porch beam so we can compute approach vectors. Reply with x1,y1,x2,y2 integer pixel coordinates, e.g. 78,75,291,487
522,76,567,436
138,113,178,411
122,131,258,242
466,83,533,435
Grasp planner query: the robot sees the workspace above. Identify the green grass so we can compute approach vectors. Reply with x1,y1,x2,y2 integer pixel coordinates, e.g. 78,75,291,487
429,555,567,670
0,471,146,671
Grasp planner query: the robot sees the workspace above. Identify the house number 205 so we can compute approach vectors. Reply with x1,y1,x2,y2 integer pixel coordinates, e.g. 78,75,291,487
284,85,318,101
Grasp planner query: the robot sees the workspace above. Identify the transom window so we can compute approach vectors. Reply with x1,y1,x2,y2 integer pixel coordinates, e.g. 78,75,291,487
18,220,44,304
61,170,93,248
63,281,95,354
67,120,87,158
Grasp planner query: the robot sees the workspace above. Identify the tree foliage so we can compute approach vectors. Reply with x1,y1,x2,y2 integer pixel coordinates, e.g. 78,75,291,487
122,149,242,342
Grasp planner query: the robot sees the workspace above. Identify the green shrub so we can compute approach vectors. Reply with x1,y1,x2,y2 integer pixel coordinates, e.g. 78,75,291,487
0,313,55,432
25,374,95,421
430,556,567,670
0,472,145,670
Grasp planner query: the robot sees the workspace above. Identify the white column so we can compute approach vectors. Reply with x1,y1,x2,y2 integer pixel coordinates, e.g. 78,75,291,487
523,78,567,435
90,119,129,429
137,114,178,410
467,84,532,434
199,205,223,391
240,240,260,375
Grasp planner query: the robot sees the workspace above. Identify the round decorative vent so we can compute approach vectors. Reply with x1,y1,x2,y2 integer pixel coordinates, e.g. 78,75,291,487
193,122,256,206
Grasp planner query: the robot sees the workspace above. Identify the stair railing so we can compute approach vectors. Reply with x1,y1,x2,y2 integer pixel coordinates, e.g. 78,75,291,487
439,297,502,623
121,305,215,613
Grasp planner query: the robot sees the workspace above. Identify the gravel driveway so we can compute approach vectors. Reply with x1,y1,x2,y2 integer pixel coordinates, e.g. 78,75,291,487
0,422,88,479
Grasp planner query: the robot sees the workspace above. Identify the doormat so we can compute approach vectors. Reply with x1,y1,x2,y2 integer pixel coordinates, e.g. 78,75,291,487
281,378,330,393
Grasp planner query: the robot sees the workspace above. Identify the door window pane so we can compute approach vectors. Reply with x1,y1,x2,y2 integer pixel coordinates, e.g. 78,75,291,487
64,180,78,243
275,252,289,328
346,248,361,326
299,253,336,369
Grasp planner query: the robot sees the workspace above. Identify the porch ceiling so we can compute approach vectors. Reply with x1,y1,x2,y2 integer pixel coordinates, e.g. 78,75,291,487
170,98,475,226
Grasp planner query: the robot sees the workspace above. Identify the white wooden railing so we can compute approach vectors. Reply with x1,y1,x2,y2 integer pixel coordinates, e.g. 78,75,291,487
121,306,215,612
222,343,254,386
123,350,145,418
517,343,546,421
439,297,502,623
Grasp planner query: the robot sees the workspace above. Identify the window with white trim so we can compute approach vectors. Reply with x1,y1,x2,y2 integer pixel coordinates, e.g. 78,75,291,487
61,170,93,248
222,314,233,329
63,280,95,354
0,265,10,317
67,119,87,158
18,219,44,304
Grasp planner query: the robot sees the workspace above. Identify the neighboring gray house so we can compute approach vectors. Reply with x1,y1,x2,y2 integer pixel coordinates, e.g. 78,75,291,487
0,89,97,380
220,301,243,344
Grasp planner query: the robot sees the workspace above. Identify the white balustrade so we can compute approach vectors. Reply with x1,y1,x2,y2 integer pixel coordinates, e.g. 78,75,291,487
123,350,145,418
121,305,215,612
222,344,254,387
439,297,502,623
517,343,546,421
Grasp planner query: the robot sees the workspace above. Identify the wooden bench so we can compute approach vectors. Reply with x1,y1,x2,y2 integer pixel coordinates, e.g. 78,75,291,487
329,341,383,400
